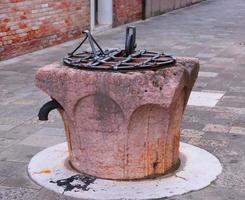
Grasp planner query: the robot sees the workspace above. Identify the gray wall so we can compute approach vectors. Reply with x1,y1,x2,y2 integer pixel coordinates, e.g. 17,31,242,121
145,0,204,18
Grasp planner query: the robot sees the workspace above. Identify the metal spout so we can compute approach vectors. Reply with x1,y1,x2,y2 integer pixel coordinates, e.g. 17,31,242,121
38,99,63,121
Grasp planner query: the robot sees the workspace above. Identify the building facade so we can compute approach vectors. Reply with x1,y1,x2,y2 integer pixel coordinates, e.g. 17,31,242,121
0,0,203,60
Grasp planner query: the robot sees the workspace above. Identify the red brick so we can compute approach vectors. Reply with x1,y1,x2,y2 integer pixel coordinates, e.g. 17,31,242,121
18,22,28,29
19,15,27,20
0,0,90,60
113,0,143,27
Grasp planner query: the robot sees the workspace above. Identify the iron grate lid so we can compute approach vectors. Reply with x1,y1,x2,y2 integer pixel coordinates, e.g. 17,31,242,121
63,27,176,72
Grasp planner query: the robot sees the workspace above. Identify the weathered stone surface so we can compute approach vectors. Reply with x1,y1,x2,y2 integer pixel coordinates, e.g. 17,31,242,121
35,57,199,180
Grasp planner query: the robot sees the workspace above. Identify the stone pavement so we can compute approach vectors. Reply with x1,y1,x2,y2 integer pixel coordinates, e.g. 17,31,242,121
0,0,245,199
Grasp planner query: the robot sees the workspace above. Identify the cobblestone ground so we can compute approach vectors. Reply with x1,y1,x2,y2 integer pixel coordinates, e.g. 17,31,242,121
1,0,245,199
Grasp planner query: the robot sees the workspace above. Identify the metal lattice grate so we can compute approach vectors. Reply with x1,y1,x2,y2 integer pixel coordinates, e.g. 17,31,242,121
63,27,176,71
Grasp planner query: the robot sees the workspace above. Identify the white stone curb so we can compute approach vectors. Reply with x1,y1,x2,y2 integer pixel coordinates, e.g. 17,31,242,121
28,142,222,200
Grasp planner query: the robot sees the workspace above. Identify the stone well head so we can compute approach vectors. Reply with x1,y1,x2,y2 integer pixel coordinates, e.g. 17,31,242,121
36,28,199,180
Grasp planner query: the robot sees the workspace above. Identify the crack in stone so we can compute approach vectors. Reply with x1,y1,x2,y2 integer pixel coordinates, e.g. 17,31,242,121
174,174,187,181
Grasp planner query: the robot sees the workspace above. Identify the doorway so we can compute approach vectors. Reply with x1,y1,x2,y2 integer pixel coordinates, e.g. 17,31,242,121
90,0,113,31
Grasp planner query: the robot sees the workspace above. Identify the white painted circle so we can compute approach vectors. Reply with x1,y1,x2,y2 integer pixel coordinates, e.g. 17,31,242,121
28,142,222,200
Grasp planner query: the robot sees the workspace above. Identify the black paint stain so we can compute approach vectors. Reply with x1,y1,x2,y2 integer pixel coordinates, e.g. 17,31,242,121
50,174,96,193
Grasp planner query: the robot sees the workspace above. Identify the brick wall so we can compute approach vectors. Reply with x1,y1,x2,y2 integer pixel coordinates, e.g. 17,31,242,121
113,0,143,27
0,0,90,60
0,0,205,60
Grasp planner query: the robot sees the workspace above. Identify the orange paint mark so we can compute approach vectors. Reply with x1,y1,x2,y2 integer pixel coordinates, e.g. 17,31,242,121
34,168,52,174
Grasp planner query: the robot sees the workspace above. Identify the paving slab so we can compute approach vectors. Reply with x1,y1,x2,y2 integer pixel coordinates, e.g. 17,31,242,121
0,145,43,163
187,91,225,107
1,163,41,190
198,71,218,77
0,187,39,200
230,127,245,136
19,134,66,148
